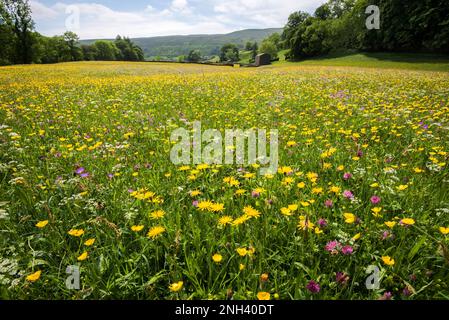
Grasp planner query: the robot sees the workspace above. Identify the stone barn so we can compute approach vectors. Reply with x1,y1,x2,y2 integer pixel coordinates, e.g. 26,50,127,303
255,53,271,66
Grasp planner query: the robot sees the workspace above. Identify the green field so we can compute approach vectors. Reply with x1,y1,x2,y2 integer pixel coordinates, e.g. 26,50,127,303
1,59,449,300
273,52,449,72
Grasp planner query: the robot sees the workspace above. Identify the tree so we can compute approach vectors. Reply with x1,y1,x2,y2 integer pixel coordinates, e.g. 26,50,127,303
187,49,202,62
259,41,278,60
220,43,239,62
251,42,258,61
1,0,35,64
245,41,253,51
64,31,83,61
81,44,98,61
114,35,145,61
93,40,119,60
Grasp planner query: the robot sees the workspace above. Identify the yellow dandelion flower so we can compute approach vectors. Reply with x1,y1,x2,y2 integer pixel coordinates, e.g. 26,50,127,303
212,253,223,263
77,251,88,261
384,221,396,228
26,270,42,282
439,227,449,235
257,292,271,300
197,201,212,211
36,220,49,228
209,203,225,212
189,190,201,197
382,256,395,266
344,213,356,224
400,218,415,226
236,248,248,256
218,216,233,226
169,281,183,292
147,226,166,239
68,229,84,237
371,207,382,217
150,210,166,219
131,225,144,232
84,238,95,246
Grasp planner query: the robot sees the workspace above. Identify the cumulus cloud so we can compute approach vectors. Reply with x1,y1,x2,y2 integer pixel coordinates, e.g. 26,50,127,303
29,0,326,39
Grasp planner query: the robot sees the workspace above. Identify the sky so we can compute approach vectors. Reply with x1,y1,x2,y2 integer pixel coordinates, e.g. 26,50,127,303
30,0,327,39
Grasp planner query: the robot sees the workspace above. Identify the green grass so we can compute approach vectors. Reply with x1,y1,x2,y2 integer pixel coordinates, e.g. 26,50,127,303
272,52,449,72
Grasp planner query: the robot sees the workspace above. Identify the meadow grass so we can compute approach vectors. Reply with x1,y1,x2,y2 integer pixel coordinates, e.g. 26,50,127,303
0,61,448,300
273,52,449,72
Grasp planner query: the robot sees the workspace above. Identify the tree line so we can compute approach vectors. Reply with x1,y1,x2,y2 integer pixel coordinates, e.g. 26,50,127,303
280,0,449,60
0,0,144,65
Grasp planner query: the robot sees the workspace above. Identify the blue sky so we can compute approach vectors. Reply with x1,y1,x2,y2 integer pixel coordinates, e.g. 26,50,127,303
30,0,326,39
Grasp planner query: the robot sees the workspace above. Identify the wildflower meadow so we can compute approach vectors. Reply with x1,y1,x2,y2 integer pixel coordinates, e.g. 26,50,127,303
0,61,448,300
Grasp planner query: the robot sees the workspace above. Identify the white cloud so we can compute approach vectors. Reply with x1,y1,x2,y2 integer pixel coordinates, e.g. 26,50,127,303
30,0,59,19
29,0,326,39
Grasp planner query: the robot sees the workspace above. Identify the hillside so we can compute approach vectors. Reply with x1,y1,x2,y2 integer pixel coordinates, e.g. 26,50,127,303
80,28,282,59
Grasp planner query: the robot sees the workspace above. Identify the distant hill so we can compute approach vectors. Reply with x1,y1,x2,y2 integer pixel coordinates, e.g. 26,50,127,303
80,28,283,59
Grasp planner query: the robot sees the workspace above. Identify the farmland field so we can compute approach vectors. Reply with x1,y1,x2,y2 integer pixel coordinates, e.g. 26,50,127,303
1,61,449,300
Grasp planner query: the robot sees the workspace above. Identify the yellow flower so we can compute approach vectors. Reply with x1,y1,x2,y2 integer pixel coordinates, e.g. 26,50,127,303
218,216,233,226
257,292,271,300
131,225,144,232
243,206,261,218
352,233,361,241
314,227,323,234
26,270,42,282
210,203,225,212
147,226,166,239
413,168,424,173
236,248,248,256
371,207,382,217
169,281,184,292
382,256,395,266
77,251,88,261
370,182,379,188
397,184,408,191
329,186,341,194
400,218,415,226
344,213,356,224
36,220,49,228
297,182,306,189
439,227,449,235
300,201,310,207
212,253,223,263
197,201,212,211
235,189,246,196
288,204,298,212
384,221,396,228
278,166,293,175
84,238,95,246
189,190,201,197
280,207,292,216
150,210,165,219
68,229,84,237
239,264,245,271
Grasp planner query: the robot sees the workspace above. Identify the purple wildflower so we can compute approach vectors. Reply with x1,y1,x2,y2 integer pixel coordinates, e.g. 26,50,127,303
341,245,354,255
336,272,349,284
306,280,320,293
317,218,327,227
370,195,381,204
343,190,354,199
343,172,352,180
324,199,333,208
325,240,340,253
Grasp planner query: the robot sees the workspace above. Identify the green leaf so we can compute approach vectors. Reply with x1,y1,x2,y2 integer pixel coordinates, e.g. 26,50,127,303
408,236,426,260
